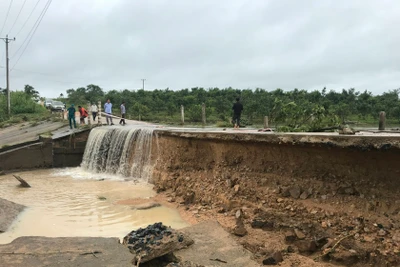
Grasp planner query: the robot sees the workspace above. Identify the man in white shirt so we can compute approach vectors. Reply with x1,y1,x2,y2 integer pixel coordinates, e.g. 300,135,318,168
91,103,98,122
104,99,114,125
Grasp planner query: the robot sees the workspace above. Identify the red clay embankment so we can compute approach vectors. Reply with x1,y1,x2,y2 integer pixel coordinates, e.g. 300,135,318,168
151,131,400,266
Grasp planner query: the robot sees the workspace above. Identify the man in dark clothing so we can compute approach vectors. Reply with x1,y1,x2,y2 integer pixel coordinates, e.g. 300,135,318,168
67,104,77,129
232,97,243,129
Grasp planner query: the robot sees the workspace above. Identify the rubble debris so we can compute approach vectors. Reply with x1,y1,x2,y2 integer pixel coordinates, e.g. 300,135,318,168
289,185,301,199
12,175,31,188
233,217,248,237
122,222,194,265
294,229,306,240
294,240,317,253
262,251,283,265
131,202,161,210
250,219,274,230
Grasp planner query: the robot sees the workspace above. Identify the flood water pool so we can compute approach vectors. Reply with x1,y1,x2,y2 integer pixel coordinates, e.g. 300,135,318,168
0,168,189,244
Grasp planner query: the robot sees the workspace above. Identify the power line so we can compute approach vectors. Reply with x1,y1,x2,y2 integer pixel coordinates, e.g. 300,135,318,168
7,0,28,35
11,0,48,58
14,0,41,37
11,0,52,70
0,0,14,37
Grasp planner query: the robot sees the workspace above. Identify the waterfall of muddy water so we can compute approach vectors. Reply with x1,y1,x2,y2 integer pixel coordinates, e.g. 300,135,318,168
0,169,189,244
81,126,155,182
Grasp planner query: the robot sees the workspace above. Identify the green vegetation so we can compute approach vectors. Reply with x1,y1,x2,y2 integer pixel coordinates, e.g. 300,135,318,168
0,85,60,127
66,85,400,131
2,83,400,131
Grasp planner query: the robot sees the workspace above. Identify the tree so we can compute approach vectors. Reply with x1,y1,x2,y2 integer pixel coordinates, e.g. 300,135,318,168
24,85,40,101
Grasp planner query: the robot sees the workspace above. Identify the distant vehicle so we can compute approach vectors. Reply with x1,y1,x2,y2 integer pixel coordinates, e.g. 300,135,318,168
44,99,53,109
50,101,65,111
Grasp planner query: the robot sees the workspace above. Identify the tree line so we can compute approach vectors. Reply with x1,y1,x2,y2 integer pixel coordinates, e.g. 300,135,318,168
63,85,400,130
1,84,399,130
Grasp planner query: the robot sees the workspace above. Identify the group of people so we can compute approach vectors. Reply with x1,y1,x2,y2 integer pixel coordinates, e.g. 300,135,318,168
66,97,244,130
67,99,126,130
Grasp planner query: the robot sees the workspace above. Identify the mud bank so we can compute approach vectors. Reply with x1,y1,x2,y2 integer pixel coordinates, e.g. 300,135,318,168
0,198,25,233
152,131,400,266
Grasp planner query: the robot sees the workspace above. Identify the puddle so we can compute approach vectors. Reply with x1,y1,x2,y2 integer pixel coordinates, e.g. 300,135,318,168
0,168,189,244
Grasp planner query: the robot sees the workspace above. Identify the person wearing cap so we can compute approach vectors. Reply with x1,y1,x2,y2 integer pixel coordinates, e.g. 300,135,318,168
67,104,77,129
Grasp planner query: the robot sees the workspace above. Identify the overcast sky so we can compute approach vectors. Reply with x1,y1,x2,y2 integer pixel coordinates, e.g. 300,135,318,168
0,0,399,98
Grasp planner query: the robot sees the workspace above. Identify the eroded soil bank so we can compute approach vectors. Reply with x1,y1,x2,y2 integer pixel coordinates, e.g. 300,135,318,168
152,131,400,266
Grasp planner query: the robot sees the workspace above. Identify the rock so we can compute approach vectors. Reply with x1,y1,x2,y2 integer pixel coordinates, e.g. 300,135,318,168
234,184,240,193
233,218,247,237
299,191,309,200
294,229,306,240
166,261,205,267
131,202,161,210
294,240,317,253
251,219,274,230
338,186,358,195
377,229,386,236
0,170,5,176
235,209,243,219
281,188,290,197
262,251,283,265
285,231,296,242
363,235,374,242
289,185,301,199
183,191,195,205
276,198,284,203
123,222,194,264
167,198,176,203
287,245,296,253
217,207,225,213
392,233,400,242
321,221,328,228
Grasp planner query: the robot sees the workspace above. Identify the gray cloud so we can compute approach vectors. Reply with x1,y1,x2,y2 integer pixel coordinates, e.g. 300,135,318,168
0,0,399,98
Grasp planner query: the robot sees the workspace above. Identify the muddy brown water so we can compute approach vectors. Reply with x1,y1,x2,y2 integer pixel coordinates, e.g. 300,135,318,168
0,168,188,244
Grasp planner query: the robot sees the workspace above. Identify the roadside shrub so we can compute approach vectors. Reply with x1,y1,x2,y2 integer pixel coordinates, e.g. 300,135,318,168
10,91,46,114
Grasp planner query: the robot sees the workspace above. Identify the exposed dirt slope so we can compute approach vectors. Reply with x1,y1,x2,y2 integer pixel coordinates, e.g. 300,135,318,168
152,132,400,266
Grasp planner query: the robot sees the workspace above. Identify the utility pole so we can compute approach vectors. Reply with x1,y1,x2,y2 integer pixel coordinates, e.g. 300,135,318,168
1,35,16,115
141,79,146,90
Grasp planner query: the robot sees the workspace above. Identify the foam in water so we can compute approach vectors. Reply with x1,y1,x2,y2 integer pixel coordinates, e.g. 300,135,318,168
81,126,155,182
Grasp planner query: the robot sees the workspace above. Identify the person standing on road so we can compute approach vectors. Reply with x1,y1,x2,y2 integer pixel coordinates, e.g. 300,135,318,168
78,106,88,125
119,101,126,125
91,103,98,122
104,99,114,125
232,97,243,129
67,104,77,130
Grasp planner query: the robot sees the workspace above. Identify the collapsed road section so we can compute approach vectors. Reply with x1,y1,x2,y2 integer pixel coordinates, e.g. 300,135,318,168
152,130,400,266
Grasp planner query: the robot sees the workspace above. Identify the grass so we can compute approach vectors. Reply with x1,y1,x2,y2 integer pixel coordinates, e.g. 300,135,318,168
39,131,54,138
0,111,66,129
